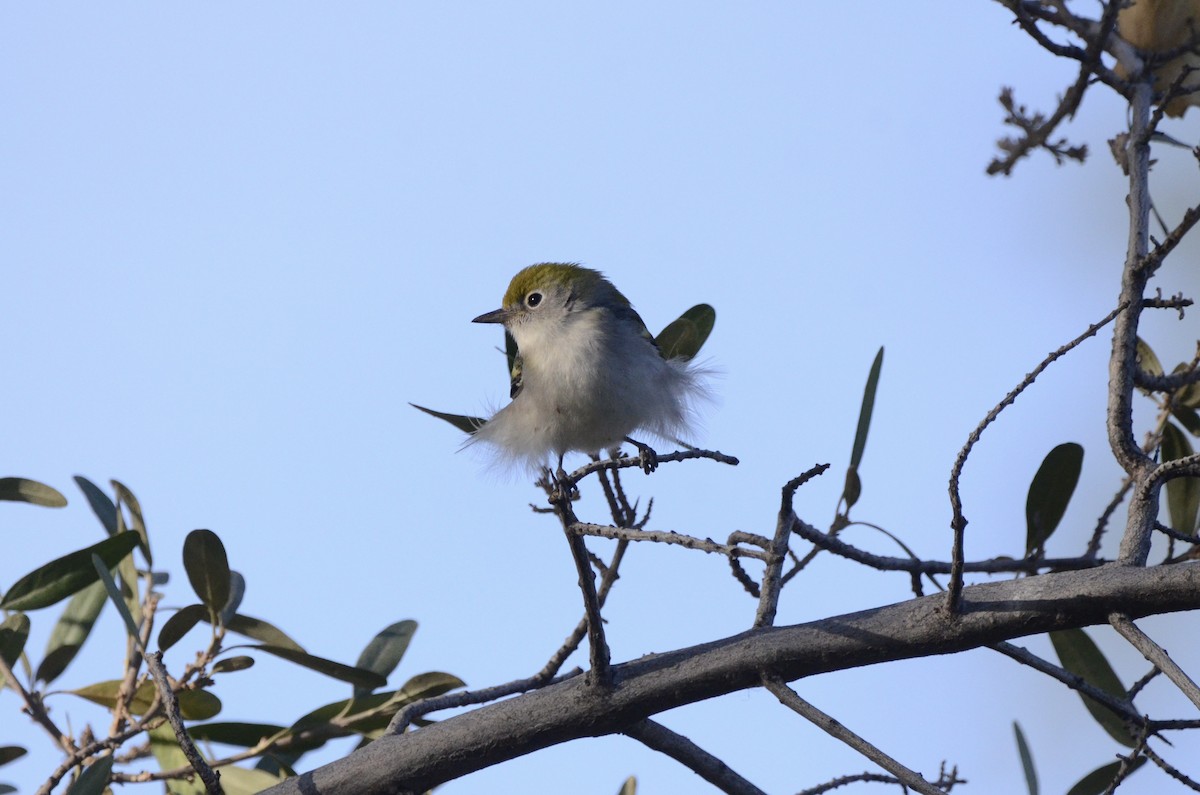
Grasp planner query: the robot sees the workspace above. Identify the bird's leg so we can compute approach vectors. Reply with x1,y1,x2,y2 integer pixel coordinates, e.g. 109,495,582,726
623,436,659,474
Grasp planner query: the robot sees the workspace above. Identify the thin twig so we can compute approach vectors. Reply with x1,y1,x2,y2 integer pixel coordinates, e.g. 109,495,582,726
1110,613,1200,711
756,464,829,628
146,651,222,794
948,302,1127,611
764,677,947,795
793,518,1102,575
564,446,739,486
570,523,770,561
623,719,768,795
387,670,578,735
991,641,1143,725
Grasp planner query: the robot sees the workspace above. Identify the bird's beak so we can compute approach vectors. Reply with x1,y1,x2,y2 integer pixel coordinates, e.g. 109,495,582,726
472,308,508,325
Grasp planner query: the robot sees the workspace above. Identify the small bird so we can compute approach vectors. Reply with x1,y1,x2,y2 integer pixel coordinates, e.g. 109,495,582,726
469,263,710,477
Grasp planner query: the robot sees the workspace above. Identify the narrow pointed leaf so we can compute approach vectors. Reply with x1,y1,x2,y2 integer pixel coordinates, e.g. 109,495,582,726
73,476,118,536
70,679,221,719
0,478,66,507
353,620,417,697
67,754,112,795
111,480,151,566
252,645,387,689
219,614,305,652
409,403,485,435
1162,422,1200,537
37,580,107,684
655,304,716,361
212,655,255,674
183,529,230,614
91,554,144,652
158,604,209,652
148,723,207,795
0,747,26,767
849,347,884,469
395,671,465,702
842,467,862,510
1013,722,1037,795
1,532,140,611
0,615,30,670
1067,756,1146,795
1049,629,1135,747
188,722,286,747
1025,443,1084,555
617,777,637,795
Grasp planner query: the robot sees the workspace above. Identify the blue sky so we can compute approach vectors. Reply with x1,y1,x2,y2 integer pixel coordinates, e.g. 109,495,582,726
4,3,1200,794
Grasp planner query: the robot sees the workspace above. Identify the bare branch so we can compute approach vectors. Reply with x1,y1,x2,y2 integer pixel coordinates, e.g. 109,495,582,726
146,651,223,795
623,719,768,795
947,303,1127,609
756,464,829,628
262,563,1200,795
763,677,948,795
1110,613,1200,711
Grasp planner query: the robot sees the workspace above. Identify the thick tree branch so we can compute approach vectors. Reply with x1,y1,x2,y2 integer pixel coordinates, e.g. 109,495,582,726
264,562,1200,795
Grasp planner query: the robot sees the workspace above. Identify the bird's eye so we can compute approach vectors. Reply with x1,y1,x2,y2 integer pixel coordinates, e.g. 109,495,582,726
526,292,542,308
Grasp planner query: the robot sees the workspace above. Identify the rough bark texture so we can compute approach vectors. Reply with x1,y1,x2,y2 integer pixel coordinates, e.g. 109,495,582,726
264,562,1200,795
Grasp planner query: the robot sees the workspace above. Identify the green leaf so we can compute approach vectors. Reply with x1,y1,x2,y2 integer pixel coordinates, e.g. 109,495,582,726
850,347,884,470
111,480,152,567
0,615,30,683
37,580,107,684
148,723,207,795
1025,443,1084,556
91,554,144,652
842,467,862,510
617,776,637,795
291,672,463,737
395,671,465,703
69,680,221,720
504,329,520,385
1171,404,1200,436
158,604,209,652
1012,722,1037,795
1162,422,1200,537
0,747,26,768
409,403,485,435
1066,756,1147,795
221,571,246,625
654,304,716,361
252,645,387,689
0,478,66,507
221,614,305,652
353,620,417,697
73,476,119,536
1,532,141,611
188,722,287,747
66,754,113,795
1049,628,1135,747
216,765,286,795
1136,337,1163,379
212,655,255,674
183,529,230,614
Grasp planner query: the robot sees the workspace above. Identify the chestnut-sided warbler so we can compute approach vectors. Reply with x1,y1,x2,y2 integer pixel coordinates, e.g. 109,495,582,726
469,263,709,475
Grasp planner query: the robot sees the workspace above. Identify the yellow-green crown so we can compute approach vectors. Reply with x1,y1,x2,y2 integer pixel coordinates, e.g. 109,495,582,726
501,263,630,310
